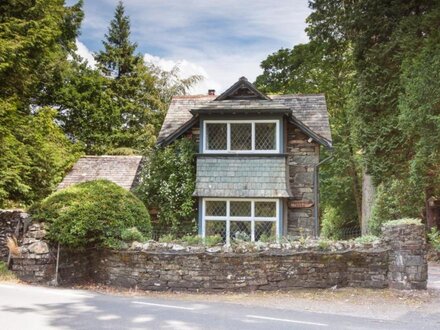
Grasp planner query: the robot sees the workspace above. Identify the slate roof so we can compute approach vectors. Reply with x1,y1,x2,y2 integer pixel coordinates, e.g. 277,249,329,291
58,156,143,191
157,94,332,147
194,156,290,198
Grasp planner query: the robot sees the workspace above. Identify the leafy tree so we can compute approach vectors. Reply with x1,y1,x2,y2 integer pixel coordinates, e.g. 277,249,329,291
0,101,81,207
135,138,197,235
0,0,83,106
0,0,83,206
255,40,361,237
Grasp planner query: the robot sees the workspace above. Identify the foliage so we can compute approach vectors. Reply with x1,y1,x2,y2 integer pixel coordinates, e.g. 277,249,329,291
0,0,83,104
427,228,440,252
0,1,84,207
256,39,361,231
204,235,223,247
306,0,440,228
0,103,81,207
354,235,379,244
135,137,197,235
369,180,423,235
382,218,423,228
180,234,203,246
258,233,276,243
0,261,16,282
318,239,331,250
121,227,146,243
31,180,151,248
158,233,176,243
320,207,357,240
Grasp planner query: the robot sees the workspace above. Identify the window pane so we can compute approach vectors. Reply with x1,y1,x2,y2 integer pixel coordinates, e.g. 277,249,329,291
205,220,226,243
230,201,251,217
255,122,276,150
205,201,227,216
230,123,252,150
255,222,276,242
230,221,251,242
206,123,227,150
255,201,277,217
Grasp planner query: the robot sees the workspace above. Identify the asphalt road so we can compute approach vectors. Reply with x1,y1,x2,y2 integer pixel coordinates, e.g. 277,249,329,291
0,283,439,330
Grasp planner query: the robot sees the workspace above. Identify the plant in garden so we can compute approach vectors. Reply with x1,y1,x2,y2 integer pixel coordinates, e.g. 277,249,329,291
121,227,146,243
204,235,223,247
136,137,197,235
158,233,176,243
30,180,151,248
354,235,379,244
428,228,440,252
180,234,203,246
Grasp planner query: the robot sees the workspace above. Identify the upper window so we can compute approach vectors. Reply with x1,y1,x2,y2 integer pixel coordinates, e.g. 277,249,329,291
204,120,279,153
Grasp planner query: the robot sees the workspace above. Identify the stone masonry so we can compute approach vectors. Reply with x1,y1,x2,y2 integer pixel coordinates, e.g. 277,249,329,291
383,222,428,290
286,122,320,236
10,222,427,291
0,209,29,261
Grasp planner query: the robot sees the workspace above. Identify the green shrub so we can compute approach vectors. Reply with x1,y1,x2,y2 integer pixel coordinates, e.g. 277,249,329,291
382,218,423,228
369,179,423,235
258,233,276,243
204,235,223,247
354,235,379,244
135,138,197,235
181,234,203,245
158,233,176,243
30,180,151,248
428,228,440,252
121,227,146,242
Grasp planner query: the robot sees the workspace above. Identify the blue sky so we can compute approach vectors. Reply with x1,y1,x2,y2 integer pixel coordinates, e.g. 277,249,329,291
71,0,311,94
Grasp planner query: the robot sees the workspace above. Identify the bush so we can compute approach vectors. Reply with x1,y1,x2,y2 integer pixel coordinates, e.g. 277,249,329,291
382,218,423,227
369,179,423,235
181,234,203,245
31,180,151,248
428,228,440,252
135,138,197,235
354,235,379,244
121,227,146,242
204,235,223,247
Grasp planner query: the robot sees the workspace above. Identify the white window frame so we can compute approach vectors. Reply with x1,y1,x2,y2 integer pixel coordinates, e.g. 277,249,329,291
203,120,280,154
202,198,279,245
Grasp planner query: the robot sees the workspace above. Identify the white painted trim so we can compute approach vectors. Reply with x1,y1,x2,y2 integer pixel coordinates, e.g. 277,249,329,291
203,120,280,154
202,198,280,245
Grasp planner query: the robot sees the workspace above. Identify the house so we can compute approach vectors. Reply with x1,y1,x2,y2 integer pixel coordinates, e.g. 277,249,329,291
157,77,332,243
58,155,143,191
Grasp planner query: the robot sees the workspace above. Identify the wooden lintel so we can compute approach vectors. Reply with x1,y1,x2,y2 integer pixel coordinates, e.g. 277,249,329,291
289,200,314,208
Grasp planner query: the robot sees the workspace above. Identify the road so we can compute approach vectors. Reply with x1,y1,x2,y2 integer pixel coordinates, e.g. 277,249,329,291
1,283,440,330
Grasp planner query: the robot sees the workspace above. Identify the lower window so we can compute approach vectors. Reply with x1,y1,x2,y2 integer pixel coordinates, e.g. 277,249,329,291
202,199,279,244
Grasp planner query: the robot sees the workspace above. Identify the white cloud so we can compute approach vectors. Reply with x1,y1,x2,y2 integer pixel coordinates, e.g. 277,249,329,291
75,40,96,68
72,0,312,94
144,53,223,95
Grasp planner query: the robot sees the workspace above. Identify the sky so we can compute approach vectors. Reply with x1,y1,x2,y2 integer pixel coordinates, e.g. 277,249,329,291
71,0,311,94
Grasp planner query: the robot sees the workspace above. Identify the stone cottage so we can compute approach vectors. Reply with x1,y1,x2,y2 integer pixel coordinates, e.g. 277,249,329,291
157,77,332,243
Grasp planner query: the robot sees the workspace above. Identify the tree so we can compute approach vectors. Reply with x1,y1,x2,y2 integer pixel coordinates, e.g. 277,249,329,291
306,0,440,230
255,40,361,237
0,0,84,207
94,1,161,152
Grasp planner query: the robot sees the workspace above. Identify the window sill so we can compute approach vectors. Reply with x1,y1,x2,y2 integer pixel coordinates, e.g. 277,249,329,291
197,153,288,157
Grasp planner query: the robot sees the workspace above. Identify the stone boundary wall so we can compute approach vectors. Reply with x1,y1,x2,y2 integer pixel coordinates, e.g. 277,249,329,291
0,210,29,261
11,223,428,291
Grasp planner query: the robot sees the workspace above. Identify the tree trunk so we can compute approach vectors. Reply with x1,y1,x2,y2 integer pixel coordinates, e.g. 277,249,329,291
361,170,375,235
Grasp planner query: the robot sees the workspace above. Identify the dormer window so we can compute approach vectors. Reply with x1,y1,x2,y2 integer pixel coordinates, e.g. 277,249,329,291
204,120,279,153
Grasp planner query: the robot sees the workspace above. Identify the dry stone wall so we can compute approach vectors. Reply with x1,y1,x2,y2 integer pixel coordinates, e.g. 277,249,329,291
0,210,29,261
11,223,427,291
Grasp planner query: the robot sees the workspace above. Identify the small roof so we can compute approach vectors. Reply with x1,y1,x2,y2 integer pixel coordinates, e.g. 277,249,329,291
58,156,143,191
194,156,290,198
157,77,332,148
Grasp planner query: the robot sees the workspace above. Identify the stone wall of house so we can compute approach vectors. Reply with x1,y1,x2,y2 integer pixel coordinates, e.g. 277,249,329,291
0,209,30,261
286,122,320,237
11,222,427,291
